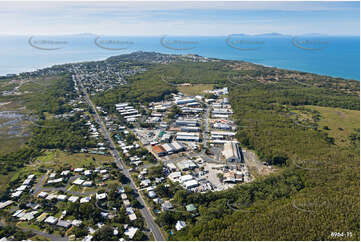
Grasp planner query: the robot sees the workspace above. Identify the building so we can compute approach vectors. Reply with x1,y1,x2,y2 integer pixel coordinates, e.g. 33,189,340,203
222,142,242,162
148,191,157,198
152,145,167,157
180,126,200,132
175,98,196,105
186,204,197,212
124,227,138,239
176,132,200,142
0,200,14,209
168,172,181,182
161,201,173,211
44,216,58,225
68,196,79,203
57,220,71,229
177,160,197,171
175,119,199,127
184,179,199,189
166,163,177,172
175,221,186,231
213,122,231,130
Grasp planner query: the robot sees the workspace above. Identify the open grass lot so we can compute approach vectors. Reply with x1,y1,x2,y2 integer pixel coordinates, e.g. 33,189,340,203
31,150,114,170
306,105,360,146
177,83,213,96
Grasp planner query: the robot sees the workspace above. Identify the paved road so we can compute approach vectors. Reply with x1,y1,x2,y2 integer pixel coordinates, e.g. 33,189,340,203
202,103,210,147
74,73,165,241
32,172,48,195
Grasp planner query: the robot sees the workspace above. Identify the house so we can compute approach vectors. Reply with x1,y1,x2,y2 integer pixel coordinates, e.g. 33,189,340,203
148,191,156,198
27,174,35,180
161,201,173,211
84,170,92,176
21,211,39,221
175,221,186,231
68,196,79,203
72,219,82,227
128,213,137,221
118,186,125,193
123,200,131,207
12,209,24,217
99,169,107,174
60,170,71,176
124,227,138,239
186,204,197,212
80,196,91,203
37,191,48,198
74,168,84,172
82,181,93,187
121,193,128,200
126,207,134,215
11,191,22,198
46,193,58,200
44,216,58,225
49,172,56,179
36,212,48,222
57,220,71,229
47,178,63,184
140,179,151,187
57,195,67,201
16,185,27,191
73,178,85,185
0,200,14,209
96,193,107,200
83,235,93,241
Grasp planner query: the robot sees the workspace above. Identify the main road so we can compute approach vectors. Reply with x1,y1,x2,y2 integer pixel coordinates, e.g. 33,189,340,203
73,74,165,241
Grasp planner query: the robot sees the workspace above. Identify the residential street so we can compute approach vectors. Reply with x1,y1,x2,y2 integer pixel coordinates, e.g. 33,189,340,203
74,74,165,241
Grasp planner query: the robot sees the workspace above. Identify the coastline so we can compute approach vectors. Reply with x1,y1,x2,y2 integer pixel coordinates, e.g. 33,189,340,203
1,50,359,81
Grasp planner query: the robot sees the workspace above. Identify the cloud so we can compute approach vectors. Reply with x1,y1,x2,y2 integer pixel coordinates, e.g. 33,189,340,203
0,1,359,36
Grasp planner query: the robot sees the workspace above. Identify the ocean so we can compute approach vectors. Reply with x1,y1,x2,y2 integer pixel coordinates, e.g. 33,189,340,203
0,35,359,80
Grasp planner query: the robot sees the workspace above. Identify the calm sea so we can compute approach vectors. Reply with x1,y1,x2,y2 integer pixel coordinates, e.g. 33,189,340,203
0,35,359,80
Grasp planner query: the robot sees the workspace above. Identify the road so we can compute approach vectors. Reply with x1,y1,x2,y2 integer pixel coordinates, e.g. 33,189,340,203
74,73,165,241
32,172,48,195
202,103,210,147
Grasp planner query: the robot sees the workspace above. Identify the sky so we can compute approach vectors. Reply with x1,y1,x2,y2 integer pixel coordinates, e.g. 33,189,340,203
0,1,359,36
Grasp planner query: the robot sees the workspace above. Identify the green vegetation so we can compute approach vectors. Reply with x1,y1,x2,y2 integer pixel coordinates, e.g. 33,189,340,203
91,53,359,240
0,52,359,240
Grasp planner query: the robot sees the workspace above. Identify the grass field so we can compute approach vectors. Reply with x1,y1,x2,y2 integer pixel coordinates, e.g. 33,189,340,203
306,105,360,146
177,84,214,96
32,150,114,171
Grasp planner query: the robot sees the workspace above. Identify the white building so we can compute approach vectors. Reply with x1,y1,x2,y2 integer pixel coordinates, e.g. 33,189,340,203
222,141,242,162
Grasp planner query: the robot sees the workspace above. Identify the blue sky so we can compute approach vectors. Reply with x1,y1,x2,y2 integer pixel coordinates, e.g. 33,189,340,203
0,1,359,36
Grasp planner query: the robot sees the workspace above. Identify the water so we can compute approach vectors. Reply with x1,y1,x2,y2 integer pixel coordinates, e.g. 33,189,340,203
0,35,359,80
